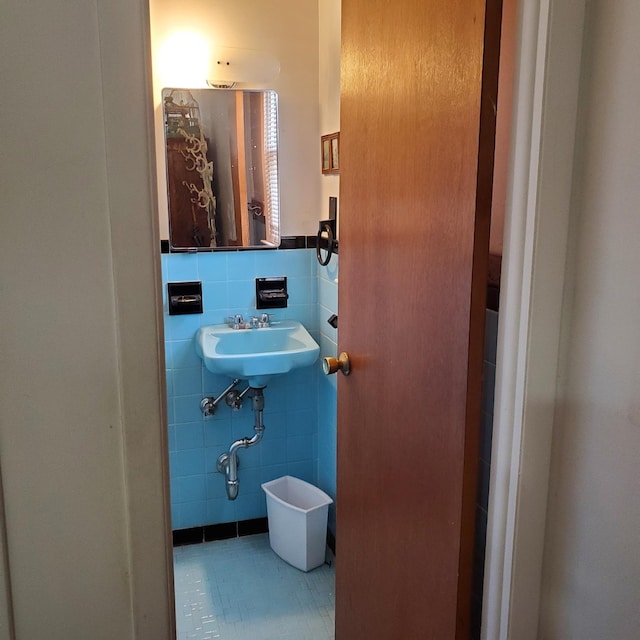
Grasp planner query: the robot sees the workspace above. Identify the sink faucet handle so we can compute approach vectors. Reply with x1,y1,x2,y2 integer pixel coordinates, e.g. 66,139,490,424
227,314,245,329
259,313,272,327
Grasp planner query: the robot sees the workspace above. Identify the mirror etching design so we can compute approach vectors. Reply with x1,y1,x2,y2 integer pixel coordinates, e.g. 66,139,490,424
163,88,280,249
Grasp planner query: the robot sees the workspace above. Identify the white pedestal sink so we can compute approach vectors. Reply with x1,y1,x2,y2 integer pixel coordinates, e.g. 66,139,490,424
194,320,320,388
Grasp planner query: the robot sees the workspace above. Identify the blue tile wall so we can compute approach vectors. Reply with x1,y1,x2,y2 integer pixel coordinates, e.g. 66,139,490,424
162,249,322,531
163,245,490,568
316,256,339,535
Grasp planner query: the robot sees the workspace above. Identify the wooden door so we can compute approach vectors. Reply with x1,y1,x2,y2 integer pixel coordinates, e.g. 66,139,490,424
165,138,213,248
335,0,501,638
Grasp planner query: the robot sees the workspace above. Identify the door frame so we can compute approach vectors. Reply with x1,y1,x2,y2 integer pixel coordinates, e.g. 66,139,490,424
0,0,588,638
482,0,587,638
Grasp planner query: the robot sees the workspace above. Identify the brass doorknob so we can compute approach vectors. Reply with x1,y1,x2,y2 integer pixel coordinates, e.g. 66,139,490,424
322,352,351,376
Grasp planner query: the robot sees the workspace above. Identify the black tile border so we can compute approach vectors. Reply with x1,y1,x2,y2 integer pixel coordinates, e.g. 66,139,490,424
237,517,269,537
172,526,205,547
173,518,335,557
160,235,319,254
204,521,237,542
172,517,269,547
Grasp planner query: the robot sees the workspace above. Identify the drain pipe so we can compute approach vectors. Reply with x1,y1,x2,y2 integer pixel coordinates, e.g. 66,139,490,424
216,387,265,500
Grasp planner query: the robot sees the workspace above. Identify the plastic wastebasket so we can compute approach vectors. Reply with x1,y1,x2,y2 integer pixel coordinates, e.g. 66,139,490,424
261,475,333,572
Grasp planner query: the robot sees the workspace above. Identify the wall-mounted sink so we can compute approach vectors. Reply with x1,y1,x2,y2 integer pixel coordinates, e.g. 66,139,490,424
194,320,320,388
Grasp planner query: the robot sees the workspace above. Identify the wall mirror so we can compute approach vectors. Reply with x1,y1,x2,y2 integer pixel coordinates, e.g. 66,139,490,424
162,88,280,249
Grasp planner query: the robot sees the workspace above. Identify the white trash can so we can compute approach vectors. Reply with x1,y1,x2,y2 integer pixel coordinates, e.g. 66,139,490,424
261,475,333,572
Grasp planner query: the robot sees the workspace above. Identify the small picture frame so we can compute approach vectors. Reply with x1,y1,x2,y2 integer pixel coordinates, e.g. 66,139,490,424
321,132,340,174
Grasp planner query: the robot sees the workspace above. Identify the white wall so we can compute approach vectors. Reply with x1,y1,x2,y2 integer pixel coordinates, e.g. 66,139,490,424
149,0,320,240
0,1,172,638
318,0,341,223
539,1,640,638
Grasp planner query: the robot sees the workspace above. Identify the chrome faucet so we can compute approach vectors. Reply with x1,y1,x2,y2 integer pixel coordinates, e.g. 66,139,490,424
258,313,271,328
227,314,245,329
227,313,271,329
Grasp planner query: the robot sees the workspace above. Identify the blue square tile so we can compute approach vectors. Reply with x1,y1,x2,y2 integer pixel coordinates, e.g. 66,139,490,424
230,409,256,436
320,436,337,466
202,369,234,395
175,422,204,450
174,395,204,424
286,251,314,278
166,339,201,369
317,254,339,283
318,276,338,312
319,333,338,362
286,434,313,462
170,449,205,478
173,367,202,397
204,421,233,447
234,491,266,521
288,304,317,331
286,384,315,412
205,472,228,500
205,446,227,473
261,383,287,413
175,475,207,503
165,370,174,397
238,466,262,493
287,460,314,484
319,374,337,410
198,252,228,282
254,249,289,277
227,279,256,311
170,502,182,529
205,497,237,524
287,276,316,306
167,253,199,281
199,311,225,329
318,465,336,500
202,281,229,312
260,437,288,466
318,304,338,343
291,363,317,388
160,254,169,281
227,251,257,281
286,409,317,436
261,411,287,437
260,464,288,484
164,313,203,341
180,500,207,528
166,397,176,426
236,444,261,469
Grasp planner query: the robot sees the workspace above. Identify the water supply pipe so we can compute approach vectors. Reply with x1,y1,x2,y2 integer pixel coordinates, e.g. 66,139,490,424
216,387,265,500
200,378,241,416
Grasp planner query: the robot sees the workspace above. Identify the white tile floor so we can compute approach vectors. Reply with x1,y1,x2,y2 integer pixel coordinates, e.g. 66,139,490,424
174,533,335,640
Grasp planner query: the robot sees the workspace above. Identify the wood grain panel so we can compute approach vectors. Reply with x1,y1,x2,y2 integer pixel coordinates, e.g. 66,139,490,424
229,92,249,246
165,138,213,248
335,0,500,637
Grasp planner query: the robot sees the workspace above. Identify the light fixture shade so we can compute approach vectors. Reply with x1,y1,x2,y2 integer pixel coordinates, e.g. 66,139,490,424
207,47,280,87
